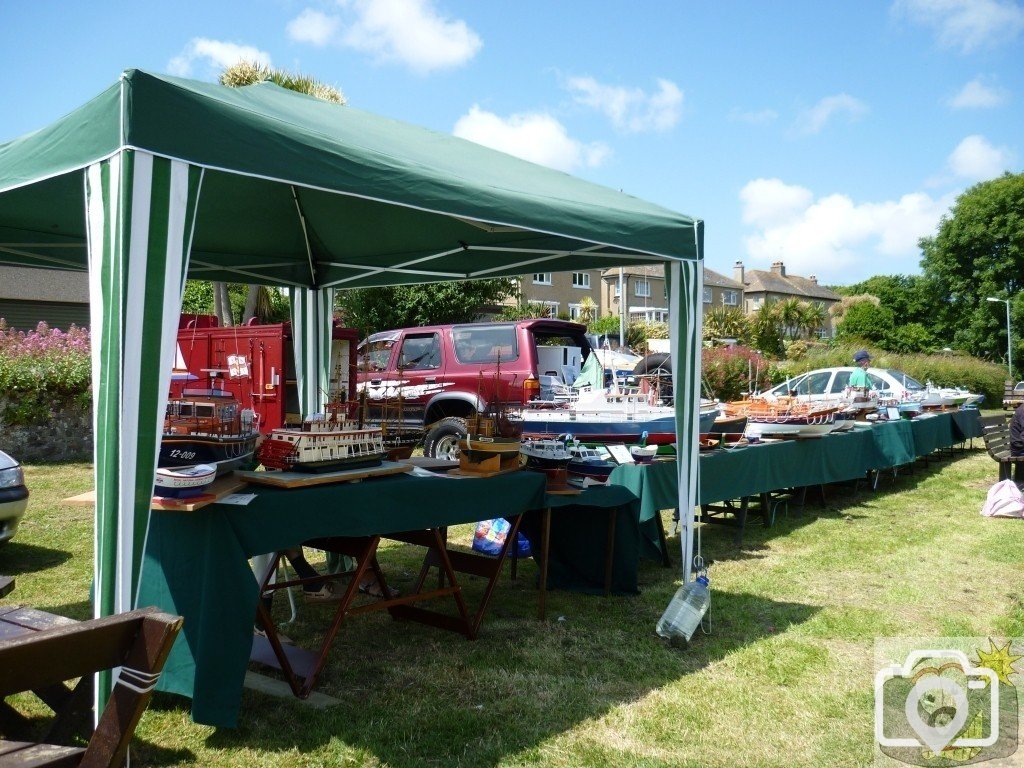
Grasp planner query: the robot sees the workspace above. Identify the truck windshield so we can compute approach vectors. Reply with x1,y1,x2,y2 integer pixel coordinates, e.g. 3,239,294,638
453,326,519,364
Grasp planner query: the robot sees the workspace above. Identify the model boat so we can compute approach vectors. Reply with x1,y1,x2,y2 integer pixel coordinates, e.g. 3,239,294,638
257,401,386,473
565,441,616,483
723,399,841,438
519,389,718,444
630,444,659,463
153,463,216,498
161,388,260,474
521,438,573,470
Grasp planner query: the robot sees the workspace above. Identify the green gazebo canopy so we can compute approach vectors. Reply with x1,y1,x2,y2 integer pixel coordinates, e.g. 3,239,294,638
0,69,705,715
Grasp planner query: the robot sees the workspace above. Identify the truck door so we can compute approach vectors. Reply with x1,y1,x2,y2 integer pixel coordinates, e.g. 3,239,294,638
392,331,445,426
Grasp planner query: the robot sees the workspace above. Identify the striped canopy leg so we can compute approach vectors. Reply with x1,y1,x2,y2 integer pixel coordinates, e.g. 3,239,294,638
85,150,203,711
666,236,704,586
289,286,337,415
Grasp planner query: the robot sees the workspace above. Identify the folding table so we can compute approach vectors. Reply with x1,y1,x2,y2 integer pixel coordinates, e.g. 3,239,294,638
136,470,547,727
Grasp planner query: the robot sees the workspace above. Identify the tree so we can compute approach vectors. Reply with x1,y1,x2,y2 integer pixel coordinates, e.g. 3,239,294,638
836,275,935,328
335,280,516,335
777,298,805,340
799,302,828,339
835,300,896,345
704,306,748,341
747,301,784,357
920,172,1024,371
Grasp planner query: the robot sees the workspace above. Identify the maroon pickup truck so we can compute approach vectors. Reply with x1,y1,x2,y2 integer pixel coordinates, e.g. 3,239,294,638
356,319,592,458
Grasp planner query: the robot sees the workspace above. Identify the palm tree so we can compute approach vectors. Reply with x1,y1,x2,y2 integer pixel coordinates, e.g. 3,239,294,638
799,301,828,340
213,62,347,324
704,306,748,341
777,297,804,340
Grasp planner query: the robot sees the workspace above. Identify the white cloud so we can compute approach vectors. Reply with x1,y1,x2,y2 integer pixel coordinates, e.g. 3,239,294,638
893,0,1024,52
740,178,957,281
740,178,814,226
947,77,1009,109
287,8,341,47
729,107,779,125
565,76,683,133
167,38,272,78
947,134,1016,180
793,94,869,135
453,106,610,173
331,0,482,74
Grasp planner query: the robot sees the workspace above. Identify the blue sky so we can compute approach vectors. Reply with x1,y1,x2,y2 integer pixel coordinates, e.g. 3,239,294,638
2,0,1021,285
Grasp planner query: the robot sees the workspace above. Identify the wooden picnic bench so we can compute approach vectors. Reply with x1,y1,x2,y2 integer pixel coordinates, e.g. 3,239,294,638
982,423,1024,482
0,600,182,768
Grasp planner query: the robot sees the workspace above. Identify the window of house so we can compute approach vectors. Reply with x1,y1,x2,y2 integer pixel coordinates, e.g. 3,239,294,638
568,303,582,320
635,280,651,298
629,308,668,323
613,283,621,298
540,301,559,318
571,272,590,289
703,287,712,304
722,290,738,306
532,273,552,285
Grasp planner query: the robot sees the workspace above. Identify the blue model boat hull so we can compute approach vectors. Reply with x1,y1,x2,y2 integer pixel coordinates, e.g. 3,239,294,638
520,409,716,444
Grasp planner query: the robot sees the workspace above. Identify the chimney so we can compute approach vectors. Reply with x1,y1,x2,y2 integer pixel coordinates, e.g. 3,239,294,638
808,274,818,285
733,260,745,284
770,261,785,277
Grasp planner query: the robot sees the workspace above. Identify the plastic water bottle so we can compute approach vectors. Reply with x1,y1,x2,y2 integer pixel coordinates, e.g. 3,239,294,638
656,575,710,642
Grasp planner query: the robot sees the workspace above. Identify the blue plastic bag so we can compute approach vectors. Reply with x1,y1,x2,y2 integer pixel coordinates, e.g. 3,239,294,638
472,518,532,557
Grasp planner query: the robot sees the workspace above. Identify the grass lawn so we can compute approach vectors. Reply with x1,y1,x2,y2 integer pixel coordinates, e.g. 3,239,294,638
4,432,1024,768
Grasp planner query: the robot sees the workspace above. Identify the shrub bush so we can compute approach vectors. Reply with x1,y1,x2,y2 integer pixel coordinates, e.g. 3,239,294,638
701,346,775,401
0,321,91,425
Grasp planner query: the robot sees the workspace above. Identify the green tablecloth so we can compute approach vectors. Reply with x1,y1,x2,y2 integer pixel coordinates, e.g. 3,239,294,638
867,420,916,467
519,484,643,595
950,408,984,441
908,413,955,456
137,471,547,728
608,408,982,524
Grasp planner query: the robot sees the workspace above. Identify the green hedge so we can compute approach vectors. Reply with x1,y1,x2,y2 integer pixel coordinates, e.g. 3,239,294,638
0,323,92,426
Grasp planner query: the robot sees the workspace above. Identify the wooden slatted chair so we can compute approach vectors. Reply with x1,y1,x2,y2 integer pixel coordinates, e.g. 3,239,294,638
0,606,183,768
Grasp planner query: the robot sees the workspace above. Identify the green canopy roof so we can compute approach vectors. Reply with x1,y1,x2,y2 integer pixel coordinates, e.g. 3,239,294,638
0,69,701,288
0,73,706,712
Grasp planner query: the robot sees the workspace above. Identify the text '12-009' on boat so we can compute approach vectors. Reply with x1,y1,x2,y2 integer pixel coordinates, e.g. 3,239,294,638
256,399,386,474
161,388,260,474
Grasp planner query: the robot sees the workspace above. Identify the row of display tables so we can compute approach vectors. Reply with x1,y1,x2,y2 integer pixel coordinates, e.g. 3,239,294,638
135,408,982,727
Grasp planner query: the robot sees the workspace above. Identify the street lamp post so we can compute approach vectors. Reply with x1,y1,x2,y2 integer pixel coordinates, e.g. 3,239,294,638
987,296,1013,379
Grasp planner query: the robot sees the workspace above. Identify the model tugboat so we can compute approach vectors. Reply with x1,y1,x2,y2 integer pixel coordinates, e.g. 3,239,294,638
160,388,260,474
257,400,386,473
520,438,574,490
565,441,615,485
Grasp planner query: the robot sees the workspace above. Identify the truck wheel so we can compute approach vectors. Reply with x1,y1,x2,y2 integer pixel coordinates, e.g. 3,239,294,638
424,417,467,460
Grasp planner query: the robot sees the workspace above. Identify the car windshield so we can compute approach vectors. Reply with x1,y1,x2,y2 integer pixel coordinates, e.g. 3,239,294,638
884,369,924,391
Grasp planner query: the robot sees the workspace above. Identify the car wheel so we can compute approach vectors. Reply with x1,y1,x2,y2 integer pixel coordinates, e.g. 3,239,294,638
423,417,468,460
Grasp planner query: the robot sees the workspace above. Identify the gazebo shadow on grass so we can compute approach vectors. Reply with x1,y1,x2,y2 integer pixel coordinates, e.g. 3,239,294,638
135,548,818,768
160,588,818,768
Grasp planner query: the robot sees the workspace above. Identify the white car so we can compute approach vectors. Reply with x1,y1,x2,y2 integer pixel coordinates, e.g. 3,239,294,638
0,450,28,544
762,367,927,404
